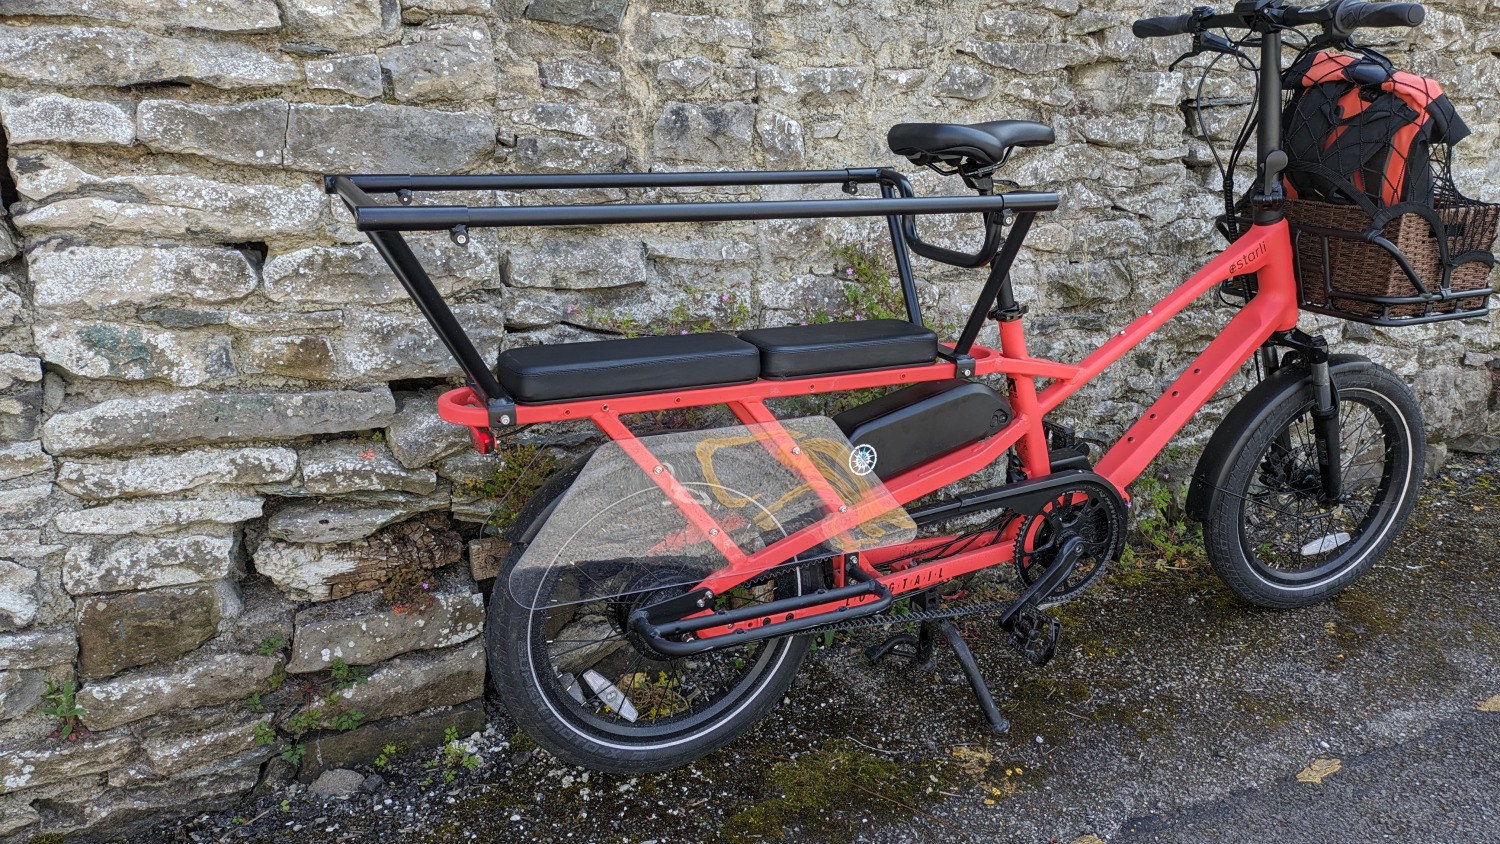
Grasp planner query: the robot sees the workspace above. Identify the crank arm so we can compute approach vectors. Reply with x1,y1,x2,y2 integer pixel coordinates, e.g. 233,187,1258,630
998,535,1083,629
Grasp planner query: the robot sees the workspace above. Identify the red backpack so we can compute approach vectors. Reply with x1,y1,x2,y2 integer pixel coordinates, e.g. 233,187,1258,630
1282,49,1469,211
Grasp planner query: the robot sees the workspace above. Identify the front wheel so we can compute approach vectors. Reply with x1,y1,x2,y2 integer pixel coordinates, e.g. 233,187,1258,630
1202,360,1424,608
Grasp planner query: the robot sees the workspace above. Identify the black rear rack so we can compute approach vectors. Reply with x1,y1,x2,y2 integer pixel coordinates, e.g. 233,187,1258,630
325,169,1059,427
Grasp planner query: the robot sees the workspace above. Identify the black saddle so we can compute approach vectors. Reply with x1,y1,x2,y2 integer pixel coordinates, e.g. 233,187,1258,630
887,120,1054,169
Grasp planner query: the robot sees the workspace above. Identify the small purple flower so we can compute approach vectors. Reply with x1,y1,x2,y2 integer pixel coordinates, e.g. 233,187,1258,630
421,581,431,590
564,305,576,314
721,292,730,302
680,329,689,334
854,314,863,321
845,268,855,275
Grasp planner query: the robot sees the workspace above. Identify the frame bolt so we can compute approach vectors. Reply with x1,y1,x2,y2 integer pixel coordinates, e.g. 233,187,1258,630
709,528,719,536
839,505,849,513
791,447,801,456
499,415,511,425
653,465,663,474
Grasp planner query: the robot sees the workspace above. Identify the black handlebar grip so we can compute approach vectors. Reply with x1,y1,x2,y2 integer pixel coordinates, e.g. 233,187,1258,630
1335,1,1425,30
1132,13,1197,37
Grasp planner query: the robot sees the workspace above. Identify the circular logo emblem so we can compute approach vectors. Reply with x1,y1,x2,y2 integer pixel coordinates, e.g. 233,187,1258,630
848,443,878,477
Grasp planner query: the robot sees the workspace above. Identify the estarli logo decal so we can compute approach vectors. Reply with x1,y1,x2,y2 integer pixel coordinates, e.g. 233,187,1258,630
1228,240,1269,275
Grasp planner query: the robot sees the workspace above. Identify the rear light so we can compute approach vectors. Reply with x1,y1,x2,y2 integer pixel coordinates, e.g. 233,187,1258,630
469,426,495,454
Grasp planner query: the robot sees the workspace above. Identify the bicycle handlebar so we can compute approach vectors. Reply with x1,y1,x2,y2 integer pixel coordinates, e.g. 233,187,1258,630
1131,0,1425,38
1131,12,1199,38
1334,1,1424,29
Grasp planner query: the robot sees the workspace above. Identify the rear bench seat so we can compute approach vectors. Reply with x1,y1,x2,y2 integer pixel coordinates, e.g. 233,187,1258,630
496,318,938,403
737,319,936,379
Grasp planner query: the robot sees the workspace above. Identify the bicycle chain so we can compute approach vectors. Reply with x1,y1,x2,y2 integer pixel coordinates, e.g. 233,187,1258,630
799,599,1015,636
739,545,1023,636
731,531,1028,637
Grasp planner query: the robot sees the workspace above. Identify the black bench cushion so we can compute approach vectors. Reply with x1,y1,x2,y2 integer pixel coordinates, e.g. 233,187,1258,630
738,319,938,379
497,332,761,403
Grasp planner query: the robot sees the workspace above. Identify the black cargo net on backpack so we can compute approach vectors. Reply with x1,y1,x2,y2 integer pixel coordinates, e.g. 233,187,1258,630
1280,47,1499,324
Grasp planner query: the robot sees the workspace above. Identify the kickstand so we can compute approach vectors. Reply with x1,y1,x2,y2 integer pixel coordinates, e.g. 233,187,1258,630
863,621,939,670
862,590,1011,733
932,619,1010,734
862,632,921,665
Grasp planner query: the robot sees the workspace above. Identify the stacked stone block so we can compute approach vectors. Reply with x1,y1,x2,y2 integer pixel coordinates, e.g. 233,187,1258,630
0,0,1497,838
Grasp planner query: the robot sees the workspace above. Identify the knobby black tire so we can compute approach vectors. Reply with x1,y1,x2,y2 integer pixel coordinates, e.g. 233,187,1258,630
485,478,812,773
1202,361,1424,608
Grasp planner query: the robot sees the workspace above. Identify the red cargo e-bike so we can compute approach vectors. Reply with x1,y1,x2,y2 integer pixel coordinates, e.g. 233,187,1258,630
325,0,1474,771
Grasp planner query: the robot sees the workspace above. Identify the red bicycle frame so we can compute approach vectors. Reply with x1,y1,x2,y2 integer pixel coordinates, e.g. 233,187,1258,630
326,158,1300,645
429,221,1300,634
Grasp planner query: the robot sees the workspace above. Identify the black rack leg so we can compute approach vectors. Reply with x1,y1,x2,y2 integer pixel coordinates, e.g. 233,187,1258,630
933,620,1010,734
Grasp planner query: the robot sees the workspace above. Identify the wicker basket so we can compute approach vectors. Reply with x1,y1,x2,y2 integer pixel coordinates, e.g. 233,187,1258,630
1285,196,1498,324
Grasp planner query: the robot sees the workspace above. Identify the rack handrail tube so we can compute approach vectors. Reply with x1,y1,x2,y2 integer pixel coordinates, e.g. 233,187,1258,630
326,168,891,193
882,168,1009,269
326,175,380,213
351,192,1059,232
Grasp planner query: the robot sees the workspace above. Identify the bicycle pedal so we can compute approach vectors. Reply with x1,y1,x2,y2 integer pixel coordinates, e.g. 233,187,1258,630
1005,606,1060,666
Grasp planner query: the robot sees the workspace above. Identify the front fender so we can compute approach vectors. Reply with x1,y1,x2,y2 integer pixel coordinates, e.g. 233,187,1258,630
1185,354,1371,521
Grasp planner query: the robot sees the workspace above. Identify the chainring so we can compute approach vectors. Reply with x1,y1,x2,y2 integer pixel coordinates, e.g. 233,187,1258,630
1013,481,1126,606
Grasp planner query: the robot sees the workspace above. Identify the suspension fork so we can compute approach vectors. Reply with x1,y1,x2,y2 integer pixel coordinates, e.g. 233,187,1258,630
1260,346,1296,474
1271,330,1341,502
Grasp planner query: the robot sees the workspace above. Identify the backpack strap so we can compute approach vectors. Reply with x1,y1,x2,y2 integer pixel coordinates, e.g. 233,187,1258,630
1298,51,1359,85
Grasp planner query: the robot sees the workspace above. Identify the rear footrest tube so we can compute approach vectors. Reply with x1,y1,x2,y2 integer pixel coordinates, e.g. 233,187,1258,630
628,563,892,657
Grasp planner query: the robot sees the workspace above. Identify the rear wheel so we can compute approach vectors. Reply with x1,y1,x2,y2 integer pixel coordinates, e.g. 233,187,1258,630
1202,362,1423,608
486,481,814,772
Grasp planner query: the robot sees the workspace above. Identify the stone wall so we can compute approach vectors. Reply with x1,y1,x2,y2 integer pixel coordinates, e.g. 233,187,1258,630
1,0,1498,838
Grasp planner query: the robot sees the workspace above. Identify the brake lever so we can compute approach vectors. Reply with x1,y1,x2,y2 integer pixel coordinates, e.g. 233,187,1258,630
1169,31,1251,70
